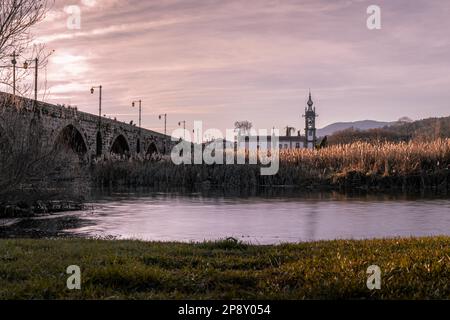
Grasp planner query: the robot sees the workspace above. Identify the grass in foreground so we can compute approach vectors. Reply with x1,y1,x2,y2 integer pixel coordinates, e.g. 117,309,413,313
1,237,450,299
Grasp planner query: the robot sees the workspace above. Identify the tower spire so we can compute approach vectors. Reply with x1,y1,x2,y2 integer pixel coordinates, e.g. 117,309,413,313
307,89,314,109
303,90,317,149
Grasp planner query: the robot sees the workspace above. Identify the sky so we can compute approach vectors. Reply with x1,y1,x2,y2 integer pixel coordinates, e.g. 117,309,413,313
13,0,450,133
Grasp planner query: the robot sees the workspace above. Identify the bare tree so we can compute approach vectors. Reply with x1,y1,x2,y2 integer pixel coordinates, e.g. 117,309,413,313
234,121,253,136
285,126,295,137
0,0,53,97
0,1,86,213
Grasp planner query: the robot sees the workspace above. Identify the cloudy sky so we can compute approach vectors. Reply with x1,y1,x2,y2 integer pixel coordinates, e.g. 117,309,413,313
22,0,450,133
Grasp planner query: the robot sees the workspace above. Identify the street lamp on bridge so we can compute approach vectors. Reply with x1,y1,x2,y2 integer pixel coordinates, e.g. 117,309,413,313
10,52,18,97
23,58,39,106
178,120,186,140
1,52,39,104
131,100,142,131
90,85,102,125
158,113,167,136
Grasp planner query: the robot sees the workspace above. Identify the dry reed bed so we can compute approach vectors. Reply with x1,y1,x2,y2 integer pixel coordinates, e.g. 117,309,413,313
91,139,450,190
278,139,450,175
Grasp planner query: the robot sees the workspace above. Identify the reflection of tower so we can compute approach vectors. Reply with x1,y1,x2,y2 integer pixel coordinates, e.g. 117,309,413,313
303,91,318,149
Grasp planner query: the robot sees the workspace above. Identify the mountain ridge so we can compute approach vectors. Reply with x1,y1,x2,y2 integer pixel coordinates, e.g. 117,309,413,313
318,120,394,137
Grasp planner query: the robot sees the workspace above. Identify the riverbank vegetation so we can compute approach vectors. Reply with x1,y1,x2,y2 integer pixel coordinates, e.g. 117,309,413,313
1,135,449,217
1,237,450,299
91,139,450,192
0,0,82,217
0,98,88,218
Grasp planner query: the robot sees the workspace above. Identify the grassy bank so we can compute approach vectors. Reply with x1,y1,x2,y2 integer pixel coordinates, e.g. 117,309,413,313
91,139,450,192
2,237,450,299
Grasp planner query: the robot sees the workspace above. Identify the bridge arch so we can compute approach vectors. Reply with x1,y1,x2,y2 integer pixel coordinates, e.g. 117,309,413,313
146,141,158,156
110,134,130,155
96,131,102,156
54,124,88,155
0,124,11,154
136,138,141,154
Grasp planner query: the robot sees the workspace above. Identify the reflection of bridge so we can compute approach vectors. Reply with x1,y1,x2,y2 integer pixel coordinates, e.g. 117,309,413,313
0,92,173,160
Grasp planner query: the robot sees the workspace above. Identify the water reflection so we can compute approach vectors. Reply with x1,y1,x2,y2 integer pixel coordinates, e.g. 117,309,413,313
1,189,450,244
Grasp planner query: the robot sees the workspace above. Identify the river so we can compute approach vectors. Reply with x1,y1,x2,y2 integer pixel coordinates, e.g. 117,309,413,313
1,190,449,244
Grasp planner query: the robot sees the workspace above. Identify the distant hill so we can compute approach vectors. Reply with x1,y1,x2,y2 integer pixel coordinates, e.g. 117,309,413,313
326,116,450,145
318,120,393,137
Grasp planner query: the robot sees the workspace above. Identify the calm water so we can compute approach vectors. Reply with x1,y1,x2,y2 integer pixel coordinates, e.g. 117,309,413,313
1,191,450,244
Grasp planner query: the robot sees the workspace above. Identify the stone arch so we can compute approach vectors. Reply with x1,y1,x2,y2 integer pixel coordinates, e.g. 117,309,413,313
0,124,11,153
146,141,158,156
96,131,102,156
55,124,88,155
29,118,40,147
110,134,130,155
136,138,141,154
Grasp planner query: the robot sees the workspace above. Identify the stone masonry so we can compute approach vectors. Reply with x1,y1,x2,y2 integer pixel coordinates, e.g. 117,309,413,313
0,92,174,161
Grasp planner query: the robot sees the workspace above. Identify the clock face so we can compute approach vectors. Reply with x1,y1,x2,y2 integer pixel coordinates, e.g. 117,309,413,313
307,118,314,128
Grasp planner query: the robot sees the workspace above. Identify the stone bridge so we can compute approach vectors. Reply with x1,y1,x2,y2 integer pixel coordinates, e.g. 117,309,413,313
0,92,174,161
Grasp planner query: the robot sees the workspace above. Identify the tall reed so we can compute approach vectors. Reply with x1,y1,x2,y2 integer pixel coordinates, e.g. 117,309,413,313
91,139,450,191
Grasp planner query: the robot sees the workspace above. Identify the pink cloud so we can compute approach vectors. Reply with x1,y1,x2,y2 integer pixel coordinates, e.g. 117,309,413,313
15,0,450,132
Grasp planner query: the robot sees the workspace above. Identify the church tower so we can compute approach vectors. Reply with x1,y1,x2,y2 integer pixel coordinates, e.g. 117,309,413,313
303,91,318,149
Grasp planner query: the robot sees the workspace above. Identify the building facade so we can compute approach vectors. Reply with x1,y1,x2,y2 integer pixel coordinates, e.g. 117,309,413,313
233,92,319,151
277,91,318,150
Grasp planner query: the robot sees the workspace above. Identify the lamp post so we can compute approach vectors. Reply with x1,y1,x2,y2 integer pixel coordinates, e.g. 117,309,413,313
1,54,39,105
0,52,18,98
10,51,18,97
90,85,102,124
178,120,186,140
23,58,39,105
192,128,201,144
158,113,167,136
132,100,142,131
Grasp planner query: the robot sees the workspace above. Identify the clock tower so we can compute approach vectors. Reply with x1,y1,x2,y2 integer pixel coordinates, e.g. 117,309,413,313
303,91,318,149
